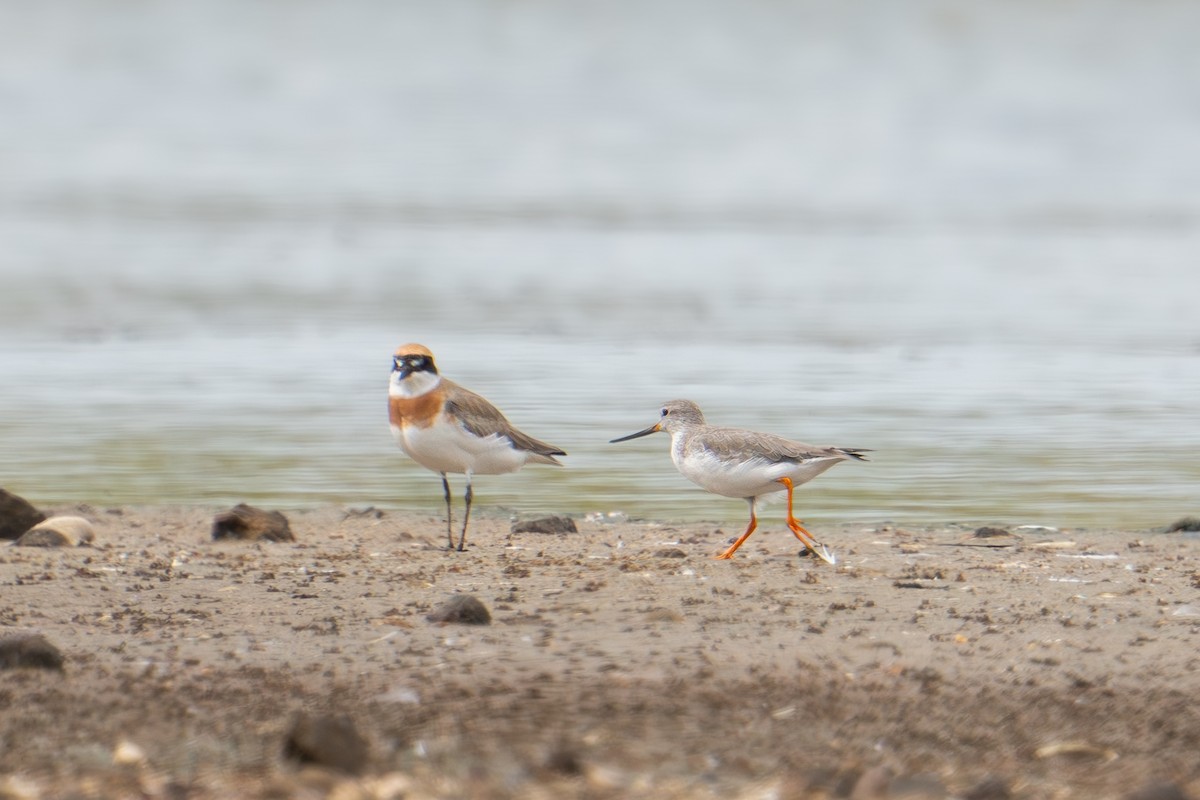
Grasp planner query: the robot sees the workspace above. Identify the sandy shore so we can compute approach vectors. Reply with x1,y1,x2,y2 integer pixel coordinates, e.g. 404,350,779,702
2,505,1198,799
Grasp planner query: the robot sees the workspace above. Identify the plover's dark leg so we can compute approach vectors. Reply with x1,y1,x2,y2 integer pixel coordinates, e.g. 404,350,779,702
440,473,454,549
457,476,473,552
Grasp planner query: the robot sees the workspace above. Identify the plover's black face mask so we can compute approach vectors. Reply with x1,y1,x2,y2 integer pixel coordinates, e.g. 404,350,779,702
393,354,436,380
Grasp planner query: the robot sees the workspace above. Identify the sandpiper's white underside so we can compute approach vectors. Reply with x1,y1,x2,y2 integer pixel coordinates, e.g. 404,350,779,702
671,436,845,499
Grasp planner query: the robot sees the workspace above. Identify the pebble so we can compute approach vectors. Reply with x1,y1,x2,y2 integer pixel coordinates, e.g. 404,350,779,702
427,594,491,625
283,712,369,775
652,547,688,558
1125,784,1194,800
0,775,41,800
112,739,148,767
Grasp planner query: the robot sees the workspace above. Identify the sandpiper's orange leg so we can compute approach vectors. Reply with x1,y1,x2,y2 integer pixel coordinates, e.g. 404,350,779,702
715,504,758,559
778,477,827,555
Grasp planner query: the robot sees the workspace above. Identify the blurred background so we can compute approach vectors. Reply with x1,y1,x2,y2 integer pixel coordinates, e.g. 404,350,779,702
1,0,1198,528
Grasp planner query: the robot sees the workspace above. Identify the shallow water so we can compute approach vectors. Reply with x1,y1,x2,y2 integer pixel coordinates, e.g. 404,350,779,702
2,0,1199,527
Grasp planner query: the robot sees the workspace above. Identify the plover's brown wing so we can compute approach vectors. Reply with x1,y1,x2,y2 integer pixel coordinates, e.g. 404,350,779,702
443,380,566,463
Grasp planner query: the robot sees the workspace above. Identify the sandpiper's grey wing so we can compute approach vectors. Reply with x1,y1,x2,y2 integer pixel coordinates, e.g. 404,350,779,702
691,427,867,465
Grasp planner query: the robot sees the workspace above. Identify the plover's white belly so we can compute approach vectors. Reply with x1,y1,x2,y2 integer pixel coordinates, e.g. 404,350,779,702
392,421,527,475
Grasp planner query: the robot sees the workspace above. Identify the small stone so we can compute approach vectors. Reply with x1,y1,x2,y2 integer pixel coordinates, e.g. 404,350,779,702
0,774,42,800
653,547,687,558
963,777,1011,800
363,773,414,799
0,633,65,671
1124,783,1193,800
887,773,948,798
427,594,491,625
212,503,294,542
14,516,95,547
1166,517,1200,533
13,529,73,547
511,515,577,534
0,488,46,540
542,746,584,776
112,739,148,767
957,526,1021,548
850,765,893,799
283,712,369,775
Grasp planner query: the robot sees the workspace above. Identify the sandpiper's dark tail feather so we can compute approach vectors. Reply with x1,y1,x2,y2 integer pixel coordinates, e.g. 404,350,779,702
840,448,871,462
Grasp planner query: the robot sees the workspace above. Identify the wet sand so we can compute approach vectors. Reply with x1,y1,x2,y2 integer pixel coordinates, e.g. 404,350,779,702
2,505,1198,798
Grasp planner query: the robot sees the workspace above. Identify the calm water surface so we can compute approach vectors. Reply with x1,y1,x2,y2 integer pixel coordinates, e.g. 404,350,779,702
2,1,1198,528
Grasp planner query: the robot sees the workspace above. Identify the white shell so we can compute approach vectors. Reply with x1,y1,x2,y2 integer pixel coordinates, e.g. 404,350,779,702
29,516,95,546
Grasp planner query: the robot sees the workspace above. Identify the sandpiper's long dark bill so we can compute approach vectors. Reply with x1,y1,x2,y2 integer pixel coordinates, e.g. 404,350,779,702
609,422,662,442
388,343,566,551
611,399,868,564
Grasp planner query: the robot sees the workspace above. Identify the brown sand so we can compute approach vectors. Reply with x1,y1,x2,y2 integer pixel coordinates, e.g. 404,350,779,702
2,505,1199,798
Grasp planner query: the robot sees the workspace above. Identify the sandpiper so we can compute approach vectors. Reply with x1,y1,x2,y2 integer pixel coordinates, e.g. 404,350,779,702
388,344,566,551
610,399,867,563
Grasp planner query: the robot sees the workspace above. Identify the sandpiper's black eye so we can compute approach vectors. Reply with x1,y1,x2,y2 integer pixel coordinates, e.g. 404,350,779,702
661,407,670,416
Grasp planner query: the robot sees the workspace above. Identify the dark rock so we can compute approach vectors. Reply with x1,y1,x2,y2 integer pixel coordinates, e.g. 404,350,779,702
964,776,1012,800
1166,517,1200,533
282,711,368,774
212,503,294,542
0,488,46,540
1125,784,1193,800
0,633,65,671
511,515,577,534
427,594,491,625
973,526,1011,538
542,746,584,776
